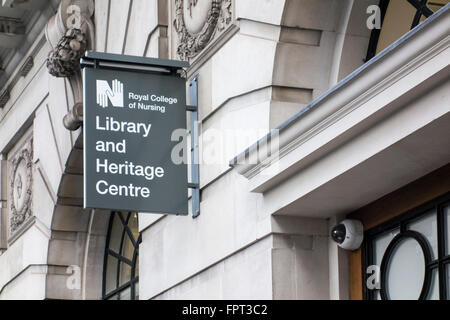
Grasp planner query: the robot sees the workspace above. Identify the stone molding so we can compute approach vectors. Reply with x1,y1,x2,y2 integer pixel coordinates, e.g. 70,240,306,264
230,9,450,190
174,0,232,61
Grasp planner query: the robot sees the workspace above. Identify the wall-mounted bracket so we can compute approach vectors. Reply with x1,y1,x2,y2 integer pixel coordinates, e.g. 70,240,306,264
186,105,198,112
81,51,188,74
188,76,200,219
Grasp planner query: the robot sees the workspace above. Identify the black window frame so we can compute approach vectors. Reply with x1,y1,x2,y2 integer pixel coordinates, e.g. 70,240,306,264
363,192,450,300
365,0,447,62
102,211,142,300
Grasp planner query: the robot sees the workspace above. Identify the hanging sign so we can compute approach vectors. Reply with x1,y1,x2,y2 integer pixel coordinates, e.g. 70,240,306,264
82,52,189,215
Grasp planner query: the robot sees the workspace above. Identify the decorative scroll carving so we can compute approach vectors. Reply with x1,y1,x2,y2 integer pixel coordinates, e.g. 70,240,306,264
174,0,232,61
47,29,87,78
9,141,33,236
45,0,94,131
217,0,232,32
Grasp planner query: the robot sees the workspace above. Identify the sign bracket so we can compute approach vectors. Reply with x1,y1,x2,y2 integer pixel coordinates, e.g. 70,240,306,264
81,51,189,75
186,105,198,112
188,76,200,219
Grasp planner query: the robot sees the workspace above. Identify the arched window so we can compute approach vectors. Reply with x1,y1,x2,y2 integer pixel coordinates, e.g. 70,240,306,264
102,211,141,300
366,0,449,61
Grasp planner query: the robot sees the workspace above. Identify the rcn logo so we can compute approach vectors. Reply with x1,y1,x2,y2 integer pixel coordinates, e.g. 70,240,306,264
96,79,124,108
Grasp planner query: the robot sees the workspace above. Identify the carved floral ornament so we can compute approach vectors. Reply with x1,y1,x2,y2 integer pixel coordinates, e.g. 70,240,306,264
9,142,33,236
45,0,94,131
46,1,94,78
47,28,88,78
174,0,232,61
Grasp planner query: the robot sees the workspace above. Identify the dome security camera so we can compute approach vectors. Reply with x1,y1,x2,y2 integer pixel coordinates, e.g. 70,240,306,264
331,219,364,251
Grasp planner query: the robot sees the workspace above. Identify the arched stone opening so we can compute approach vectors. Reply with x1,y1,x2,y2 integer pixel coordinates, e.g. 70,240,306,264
42,0,106,300
273,0,376,102
42,0,159,300
45,133,111,300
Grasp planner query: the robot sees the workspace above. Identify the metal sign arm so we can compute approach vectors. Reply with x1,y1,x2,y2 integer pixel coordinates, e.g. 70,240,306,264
188,76,200,219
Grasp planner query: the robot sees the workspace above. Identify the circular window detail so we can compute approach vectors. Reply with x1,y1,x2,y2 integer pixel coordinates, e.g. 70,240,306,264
380,231,432,300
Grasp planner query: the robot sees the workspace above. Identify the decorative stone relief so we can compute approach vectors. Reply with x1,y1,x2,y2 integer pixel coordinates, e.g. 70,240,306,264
9,140,33,236
47,28,88,78
174,0,232,60
45,0,94,131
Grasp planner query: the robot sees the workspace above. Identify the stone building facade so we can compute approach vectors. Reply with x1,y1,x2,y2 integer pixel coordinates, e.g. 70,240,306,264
0,0,449,300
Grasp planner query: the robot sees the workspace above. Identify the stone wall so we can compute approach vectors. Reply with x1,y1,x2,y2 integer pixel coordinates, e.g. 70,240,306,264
0,0,382,299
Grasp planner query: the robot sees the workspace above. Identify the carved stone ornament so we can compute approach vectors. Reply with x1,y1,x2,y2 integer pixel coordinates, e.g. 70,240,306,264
45,0,94,131
174,0,232,60
47,28,87,77
9,142,33,235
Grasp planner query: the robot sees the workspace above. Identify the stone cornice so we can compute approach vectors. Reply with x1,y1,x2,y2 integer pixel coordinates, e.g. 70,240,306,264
231,5,450,185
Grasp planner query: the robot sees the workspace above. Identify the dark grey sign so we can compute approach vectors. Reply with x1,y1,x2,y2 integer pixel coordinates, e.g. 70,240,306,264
83,63,188,215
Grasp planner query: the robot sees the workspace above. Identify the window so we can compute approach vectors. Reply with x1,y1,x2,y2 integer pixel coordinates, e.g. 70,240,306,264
366,0,449,61
364,194,450,300
103,211,141,300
